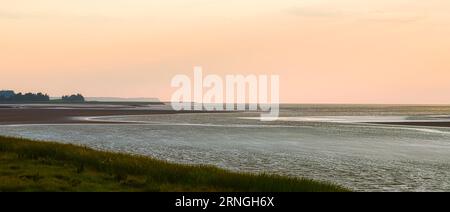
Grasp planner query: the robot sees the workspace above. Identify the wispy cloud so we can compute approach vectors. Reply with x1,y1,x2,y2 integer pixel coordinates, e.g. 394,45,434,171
363,11,427,23
0,10,113,22
0,11,31,19
285,6,426,24
285,7,345,18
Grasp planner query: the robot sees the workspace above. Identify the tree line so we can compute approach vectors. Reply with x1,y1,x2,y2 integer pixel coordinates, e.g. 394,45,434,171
0,91,85,103
61,94,85,102
0,92,50,102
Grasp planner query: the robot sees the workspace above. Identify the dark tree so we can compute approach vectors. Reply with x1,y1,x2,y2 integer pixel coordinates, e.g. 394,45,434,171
0,91,49,102
61,94,85,103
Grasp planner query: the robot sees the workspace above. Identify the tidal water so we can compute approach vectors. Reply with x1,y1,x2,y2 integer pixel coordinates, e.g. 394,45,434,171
2,104,450,191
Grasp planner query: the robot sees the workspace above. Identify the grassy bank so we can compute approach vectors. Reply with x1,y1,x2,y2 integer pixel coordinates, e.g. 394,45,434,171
0,136,349,192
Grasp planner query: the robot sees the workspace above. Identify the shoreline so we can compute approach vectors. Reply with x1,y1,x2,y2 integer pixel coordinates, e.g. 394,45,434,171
0,104,230,125
367,122,450,128
2,104,450,129
0,108,181,125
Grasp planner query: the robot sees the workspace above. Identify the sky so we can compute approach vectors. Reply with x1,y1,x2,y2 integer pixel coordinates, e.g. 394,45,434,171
1,0,450,104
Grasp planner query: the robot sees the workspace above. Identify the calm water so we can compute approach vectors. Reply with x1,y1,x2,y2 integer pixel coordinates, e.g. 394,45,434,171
2,104,450,191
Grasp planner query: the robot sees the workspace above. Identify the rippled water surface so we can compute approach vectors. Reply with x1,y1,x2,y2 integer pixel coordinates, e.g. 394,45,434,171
2,105,450,191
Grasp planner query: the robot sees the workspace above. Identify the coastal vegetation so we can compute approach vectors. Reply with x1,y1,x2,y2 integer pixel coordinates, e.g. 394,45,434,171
0,136,349,192
0,91,50,102
0,90,84,103
61,94,85,103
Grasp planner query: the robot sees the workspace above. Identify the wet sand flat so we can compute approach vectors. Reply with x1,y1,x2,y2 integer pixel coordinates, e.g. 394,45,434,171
0,109,183,125
0,104,211,125
369,122,450,128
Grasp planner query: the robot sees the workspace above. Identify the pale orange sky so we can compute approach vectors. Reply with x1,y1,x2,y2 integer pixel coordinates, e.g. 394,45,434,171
1,0,450,103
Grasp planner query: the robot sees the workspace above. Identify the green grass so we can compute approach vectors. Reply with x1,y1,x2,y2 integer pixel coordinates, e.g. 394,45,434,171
0,136,349,192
